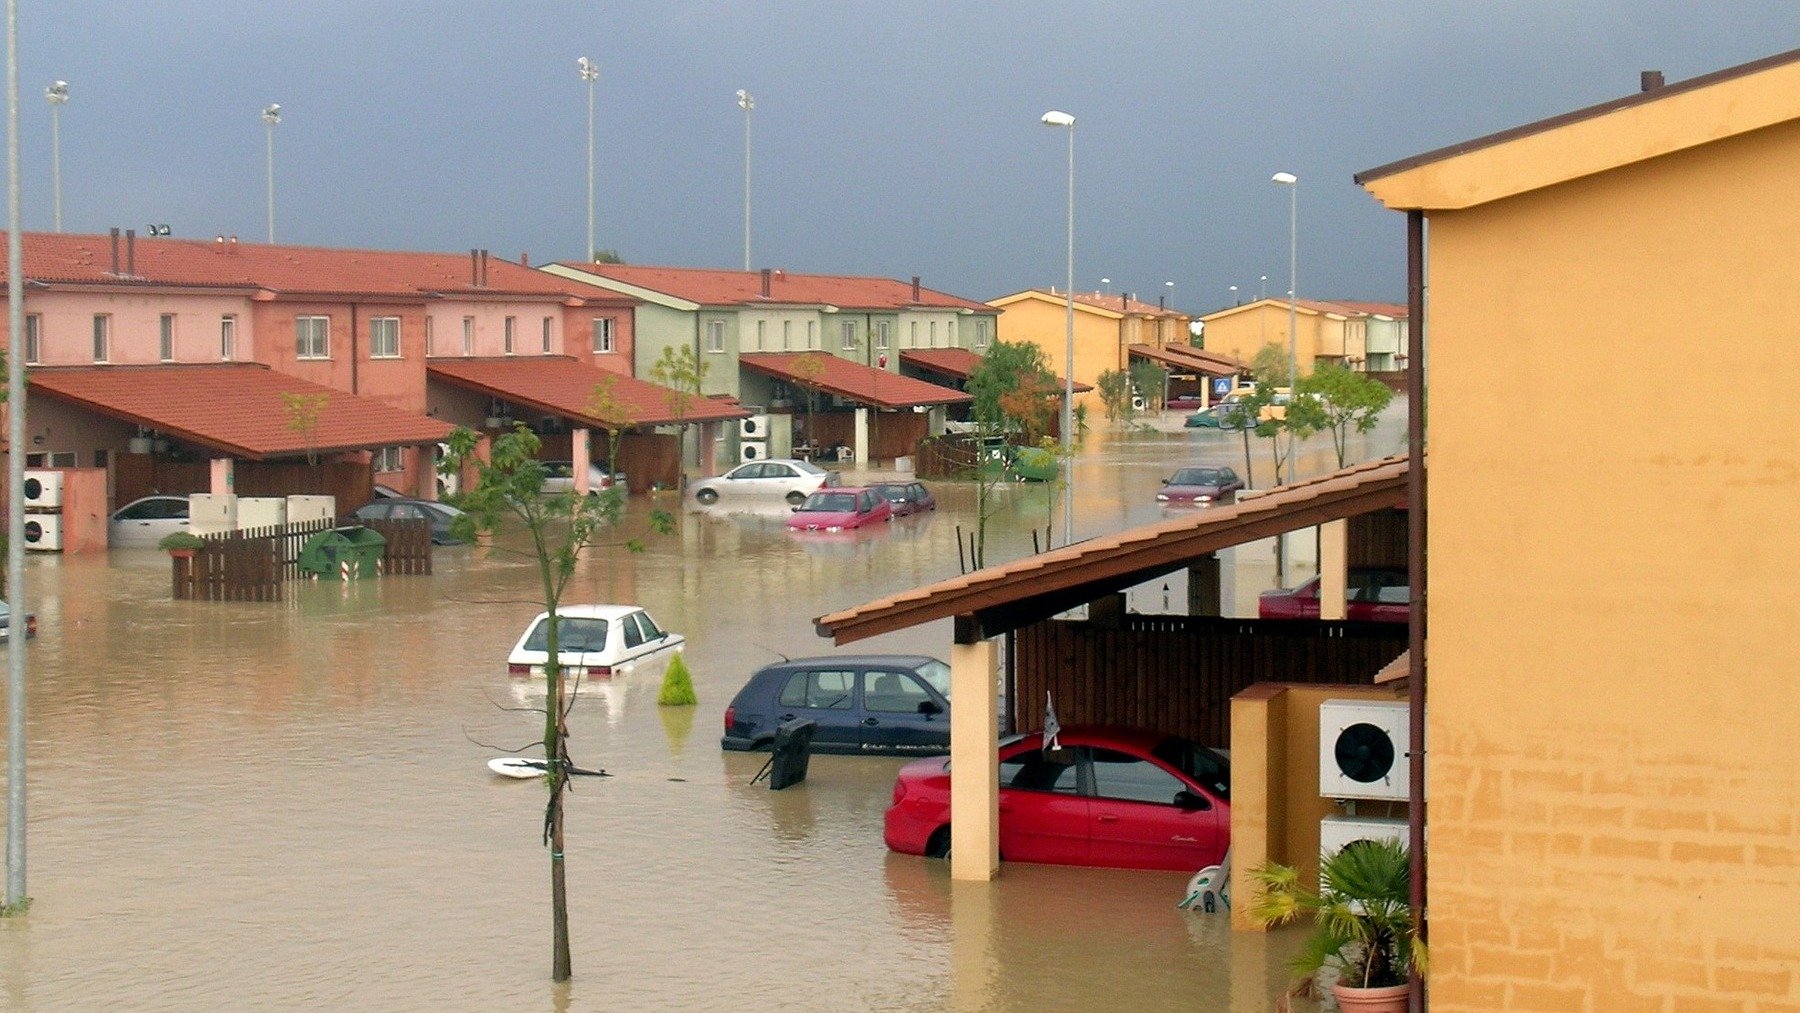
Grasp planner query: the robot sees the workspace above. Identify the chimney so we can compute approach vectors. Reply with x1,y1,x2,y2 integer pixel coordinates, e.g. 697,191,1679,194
760,267,772,298
126,229,136,276
110,228,121,274
1158,295,1165,310
480,249,490,286
1640,70,1664,92
471,249,479,286
911,276,921,302
1120,293,1128,311
519,252,530,268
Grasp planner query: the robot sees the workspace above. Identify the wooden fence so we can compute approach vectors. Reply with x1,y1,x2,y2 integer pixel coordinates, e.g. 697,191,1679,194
1009,614,1406,748
173,516,432,601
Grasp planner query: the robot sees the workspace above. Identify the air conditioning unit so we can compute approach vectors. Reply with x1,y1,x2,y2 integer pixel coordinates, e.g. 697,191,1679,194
1319,699,1410,801
1130,396,1148,412
188,493,239,536
741,414,772,439
285,495,336,525
237,497,288,531
23,469,63,509
739,440,768,463
23,513,62,551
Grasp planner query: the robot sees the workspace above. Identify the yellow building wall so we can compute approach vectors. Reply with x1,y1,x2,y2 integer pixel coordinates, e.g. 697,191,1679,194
1423,117,1800,1010
992,296,1123,412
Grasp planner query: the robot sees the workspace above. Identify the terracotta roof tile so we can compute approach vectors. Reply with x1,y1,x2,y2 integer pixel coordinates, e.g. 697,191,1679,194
426,357,749,428
29,364,453,460
1128,343,1246,376
899,347,1094,393
740,352,972,409
551,263,994,312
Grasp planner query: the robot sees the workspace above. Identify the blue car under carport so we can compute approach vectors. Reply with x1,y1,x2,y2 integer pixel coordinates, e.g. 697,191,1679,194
721,655,952,756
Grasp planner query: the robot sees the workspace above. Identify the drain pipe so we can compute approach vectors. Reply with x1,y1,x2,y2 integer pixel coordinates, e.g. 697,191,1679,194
1406,208,1427,1011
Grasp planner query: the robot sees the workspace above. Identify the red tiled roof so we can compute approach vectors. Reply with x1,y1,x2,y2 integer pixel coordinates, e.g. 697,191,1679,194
1003,289,1186,318
1326,301,1408,318
740,352,972,409
899,347,1094,393
426,357,749,428
551,263,994,312
1127,343,1246,377
3,232,634,304
28,364,454,460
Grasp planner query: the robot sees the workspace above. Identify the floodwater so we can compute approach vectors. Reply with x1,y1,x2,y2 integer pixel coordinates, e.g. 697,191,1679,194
0,404,1406,1011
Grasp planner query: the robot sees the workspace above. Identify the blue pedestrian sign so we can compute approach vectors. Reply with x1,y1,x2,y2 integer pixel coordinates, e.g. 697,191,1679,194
1212,377,1231,397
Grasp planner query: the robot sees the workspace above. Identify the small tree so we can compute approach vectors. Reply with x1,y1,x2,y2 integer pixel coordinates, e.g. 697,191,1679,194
584,374,637,487
1096,369,1133,423
966,340,1056,563
441,424,671,982
1295,363,1394,468
281,392,329,468
1251,342,1295,389
1129,359,1170,413
590,249,625,264
649,345,709,472
658,652,698,706
786,353,827,451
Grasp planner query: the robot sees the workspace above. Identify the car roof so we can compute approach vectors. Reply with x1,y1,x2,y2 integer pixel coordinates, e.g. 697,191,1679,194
811,486,875,494
758,654,940,671
527,604,645,621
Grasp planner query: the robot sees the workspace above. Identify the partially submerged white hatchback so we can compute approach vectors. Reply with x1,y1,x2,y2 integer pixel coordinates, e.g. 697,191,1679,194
506,605,685,680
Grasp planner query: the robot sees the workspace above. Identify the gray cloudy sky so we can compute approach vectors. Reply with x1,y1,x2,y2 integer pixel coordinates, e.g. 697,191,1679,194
24,2,1797,307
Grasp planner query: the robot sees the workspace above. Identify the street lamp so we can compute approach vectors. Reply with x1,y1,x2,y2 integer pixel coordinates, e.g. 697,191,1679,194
737,89,754,271
1099,276,1110,294
1165,279,1174,310
578,58,599,261
261,104,280,243
1271,172,1299,401
1229,284,1238,306
45,81,67,232
1041,109,1076,546
1259,274,1268,301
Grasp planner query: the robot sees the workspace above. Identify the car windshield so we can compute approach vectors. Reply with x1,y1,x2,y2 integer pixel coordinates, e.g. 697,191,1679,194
913,659,951,699
791,460,826,476
1152,736,1230,800
799,492,857,512
523,616,609,653
1171,468,1223,486
874,485,907,502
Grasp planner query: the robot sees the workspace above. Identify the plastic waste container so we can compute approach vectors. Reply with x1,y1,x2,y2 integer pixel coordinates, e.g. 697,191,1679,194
297,526,386,580
766,718,816,791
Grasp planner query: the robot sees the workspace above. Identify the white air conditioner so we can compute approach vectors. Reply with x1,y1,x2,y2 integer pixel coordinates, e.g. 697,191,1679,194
237,497,288,531
740,414,772,439
1130,396,1148,412
22,469,63,509
1319,699,1409,801
739,440,768,463
1320,814,1408,858
187,493,239,536
285,495,336,525
23,512,62,551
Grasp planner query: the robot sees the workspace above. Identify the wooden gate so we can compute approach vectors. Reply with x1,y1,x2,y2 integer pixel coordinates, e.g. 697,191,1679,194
173,517,432,601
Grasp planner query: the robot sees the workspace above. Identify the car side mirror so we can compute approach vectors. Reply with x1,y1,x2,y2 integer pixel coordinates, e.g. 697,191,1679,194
1174,790,1210,811
1160,478,1170,485
791,505,801,512
917,699,943,716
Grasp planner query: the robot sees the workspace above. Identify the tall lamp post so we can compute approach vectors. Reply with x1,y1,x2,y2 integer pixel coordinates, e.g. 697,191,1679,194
578,58,599,261
8,0,29,910
737,89,753,271
1164,279,1174,309
261,104,280,243
1272,171,1299,401
1041,110,1076,546
44,80,66,232
1229,284,1238,306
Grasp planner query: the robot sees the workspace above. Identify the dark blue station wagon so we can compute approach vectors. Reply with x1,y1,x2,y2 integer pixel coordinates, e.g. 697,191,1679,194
721,655,952,756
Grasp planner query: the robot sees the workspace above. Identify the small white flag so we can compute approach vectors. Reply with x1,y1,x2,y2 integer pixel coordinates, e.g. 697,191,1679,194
1043,691,1061,753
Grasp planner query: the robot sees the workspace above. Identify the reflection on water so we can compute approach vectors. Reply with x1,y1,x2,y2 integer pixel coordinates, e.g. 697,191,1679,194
0,407,1402,1008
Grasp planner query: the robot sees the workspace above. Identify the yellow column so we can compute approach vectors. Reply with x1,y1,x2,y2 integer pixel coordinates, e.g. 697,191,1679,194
1319,519,1348,621
571,427,591,496
950,636,999,881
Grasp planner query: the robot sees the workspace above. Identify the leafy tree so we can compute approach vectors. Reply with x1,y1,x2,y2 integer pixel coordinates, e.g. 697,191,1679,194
440,424,672,982
1294,363,1394,468
1128,359,1170,413
648,345,709,472
964,340,1057,564
590,249,625,264
280,392,329,467
1251,342,1295,389
1096,369,1133,423
584,374,636,487
788,353,827,450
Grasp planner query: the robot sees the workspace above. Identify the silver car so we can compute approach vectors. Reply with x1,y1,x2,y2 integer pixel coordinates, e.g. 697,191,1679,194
108,494,191,548
690,459,835,506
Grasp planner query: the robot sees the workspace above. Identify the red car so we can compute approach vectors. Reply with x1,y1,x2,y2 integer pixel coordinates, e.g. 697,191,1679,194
1257,566,1410,623
884,726,1230,871
1157,466,1244,506
786,487,893,532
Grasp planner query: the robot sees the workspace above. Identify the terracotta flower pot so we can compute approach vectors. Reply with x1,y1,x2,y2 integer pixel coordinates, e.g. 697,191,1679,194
1330,981,1410,1012
167,548,198,560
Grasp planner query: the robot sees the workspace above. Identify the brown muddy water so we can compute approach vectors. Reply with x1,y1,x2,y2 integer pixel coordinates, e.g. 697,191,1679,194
0,408,1405,1010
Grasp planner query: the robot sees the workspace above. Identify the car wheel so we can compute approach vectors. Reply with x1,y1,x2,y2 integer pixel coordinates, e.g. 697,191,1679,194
786,490,806,506
696,488,719,505
925,825,952,860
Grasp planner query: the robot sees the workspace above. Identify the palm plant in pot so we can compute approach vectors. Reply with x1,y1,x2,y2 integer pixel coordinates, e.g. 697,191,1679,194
1248,836,1425,1012
157,531,207,559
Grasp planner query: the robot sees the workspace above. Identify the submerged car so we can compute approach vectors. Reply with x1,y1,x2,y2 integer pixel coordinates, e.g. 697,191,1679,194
786,487,892,531
1184,404,1238,429
0,600,36,642
870,481,937,517
351,497,467,544
884,726,1230,871
108,494,191,548
692,458,836,506
1157,466,1244,505
540,460,624,495
721,655,952,755
1258,567,1410,623
506,604,685,680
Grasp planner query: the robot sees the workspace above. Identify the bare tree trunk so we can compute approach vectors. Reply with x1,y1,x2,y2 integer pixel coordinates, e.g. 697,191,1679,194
542,584,573,982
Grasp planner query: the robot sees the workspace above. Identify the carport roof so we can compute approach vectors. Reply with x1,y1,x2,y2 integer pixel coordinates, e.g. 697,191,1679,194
28,364,455,460
1128,343,1246,377
427,356,750,428
899,347,1093,393
815,455,1410,645
740,352,972,409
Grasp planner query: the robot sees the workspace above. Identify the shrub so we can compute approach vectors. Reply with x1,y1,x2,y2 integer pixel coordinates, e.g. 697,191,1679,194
657,652,698,707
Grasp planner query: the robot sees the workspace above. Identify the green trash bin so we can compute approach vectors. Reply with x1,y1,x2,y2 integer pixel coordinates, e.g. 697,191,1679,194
297,527,386,580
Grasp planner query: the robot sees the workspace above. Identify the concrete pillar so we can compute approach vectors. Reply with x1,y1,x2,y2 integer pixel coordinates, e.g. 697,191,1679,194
571,427,591,496
928,405,946,436
209,457,234,495
699,421,722,477
416,445,438,501
1319,519,1348,621
949,881,999,1007
949,636,999,882
1187,553,1222,616
853,406,869,466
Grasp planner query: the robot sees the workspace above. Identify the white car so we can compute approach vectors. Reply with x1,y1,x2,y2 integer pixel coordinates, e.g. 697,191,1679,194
505,605,684,680
540,461,624,496
690,459,836,506
109,495,191,548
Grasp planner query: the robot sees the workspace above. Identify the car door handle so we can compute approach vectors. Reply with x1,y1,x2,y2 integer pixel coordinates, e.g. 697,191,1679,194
778,714,795,722
862,717,879,726
1096,814,1119,824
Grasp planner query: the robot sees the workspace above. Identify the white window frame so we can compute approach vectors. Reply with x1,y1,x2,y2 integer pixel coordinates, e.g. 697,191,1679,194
593,317,615,354
542,316,554,354
756,320,766,351
504,316,517,355
875,321,889,350
370,316,401,359
159,313,176,361
424,316,435,357
295,315,330,360
841,320,856,350
909,321,918,348
25,313,41,365
948,319,957,345
220,315,237,360
781,320,792,351
975,319,990,348
462,316,475,355
930,320,938,347
706,319,725,353
807,321,817,350
93,314,111,363
372,446,405,474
